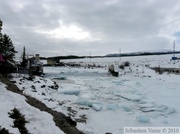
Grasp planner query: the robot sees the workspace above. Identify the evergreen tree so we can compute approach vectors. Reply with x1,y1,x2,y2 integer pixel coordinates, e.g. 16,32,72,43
0,19,16,62
0,19,3,50
0,34,16,61
21,46,28,68
0,19,17,76
0,19,2,33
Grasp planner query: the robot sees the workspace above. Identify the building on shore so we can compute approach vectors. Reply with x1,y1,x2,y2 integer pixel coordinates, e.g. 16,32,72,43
29,54,44,75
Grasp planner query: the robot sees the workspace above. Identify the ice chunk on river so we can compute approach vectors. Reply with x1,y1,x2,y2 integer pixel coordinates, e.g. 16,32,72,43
121,105,132,112
137,115,150,123
76,98,100,107
92,104,102,111
106,104,119,110
61,90,80,96
114,92,143,102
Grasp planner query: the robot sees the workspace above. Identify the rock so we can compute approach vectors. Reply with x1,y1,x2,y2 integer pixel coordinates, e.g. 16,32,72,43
41,85,46,88
108,64,119,77
41,93,46,96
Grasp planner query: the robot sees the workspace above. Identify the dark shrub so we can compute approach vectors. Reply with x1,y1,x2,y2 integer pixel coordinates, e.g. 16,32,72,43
124,61,130,66
119,61,130,69
0,127,10,134
119,65,124,70
9,108,29,134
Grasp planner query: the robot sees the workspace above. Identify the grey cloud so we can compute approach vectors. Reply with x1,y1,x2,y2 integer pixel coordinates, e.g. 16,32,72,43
0,0,180,57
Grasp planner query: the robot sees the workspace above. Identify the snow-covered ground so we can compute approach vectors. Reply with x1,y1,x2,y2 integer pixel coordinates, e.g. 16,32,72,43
0,80,64,134
1,54,180,134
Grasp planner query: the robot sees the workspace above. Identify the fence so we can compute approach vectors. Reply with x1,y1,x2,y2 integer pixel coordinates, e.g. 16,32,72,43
16,68,29,74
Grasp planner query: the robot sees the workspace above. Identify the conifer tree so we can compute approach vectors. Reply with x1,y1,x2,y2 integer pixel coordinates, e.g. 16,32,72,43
0,19,2,33
0,19,16,62
21,46,28,68
0,19,3,50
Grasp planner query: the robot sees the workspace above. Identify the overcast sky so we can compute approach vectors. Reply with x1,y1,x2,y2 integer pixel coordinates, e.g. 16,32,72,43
1,0,180,57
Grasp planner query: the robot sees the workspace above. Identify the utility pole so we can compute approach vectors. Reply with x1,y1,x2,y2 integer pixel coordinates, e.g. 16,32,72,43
119,49,121,65
90,52,91,64
173,41,175,57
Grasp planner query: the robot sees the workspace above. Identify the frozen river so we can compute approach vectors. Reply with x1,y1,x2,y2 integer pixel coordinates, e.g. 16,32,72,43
43,54,180,134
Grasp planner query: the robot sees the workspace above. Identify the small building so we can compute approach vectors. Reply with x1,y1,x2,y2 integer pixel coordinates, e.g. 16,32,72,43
47,59,56,66
29,54,43,75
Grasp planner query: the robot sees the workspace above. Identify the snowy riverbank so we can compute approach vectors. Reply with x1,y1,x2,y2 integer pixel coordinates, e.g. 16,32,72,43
0,75,83,134
0,75,65,134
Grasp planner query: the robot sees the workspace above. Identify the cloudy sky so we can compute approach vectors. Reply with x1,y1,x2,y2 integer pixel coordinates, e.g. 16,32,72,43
1,0,180,57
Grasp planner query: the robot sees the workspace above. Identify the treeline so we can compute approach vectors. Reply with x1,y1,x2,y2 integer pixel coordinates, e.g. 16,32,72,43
106,51,180,57
41,55,104,60
43,51,180,60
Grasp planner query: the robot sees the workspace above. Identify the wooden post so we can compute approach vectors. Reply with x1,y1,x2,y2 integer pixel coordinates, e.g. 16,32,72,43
28,60,33,80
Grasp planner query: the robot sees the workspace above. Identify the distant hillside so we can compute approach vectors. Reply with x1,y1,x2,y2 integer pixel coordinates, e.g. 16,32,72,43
41,55,104,61
105,51,180,57
40,51,180,61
